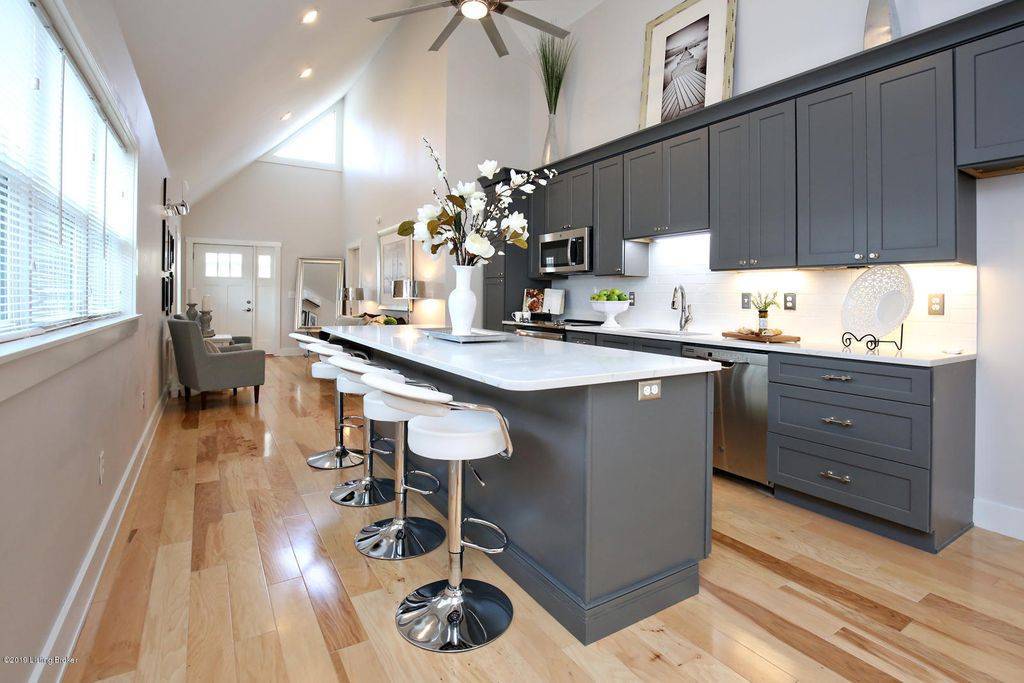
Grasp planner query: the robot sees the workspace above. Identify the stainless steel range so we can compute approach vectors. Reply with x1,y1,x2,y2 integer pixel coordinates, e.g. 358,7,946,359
505,318,601,341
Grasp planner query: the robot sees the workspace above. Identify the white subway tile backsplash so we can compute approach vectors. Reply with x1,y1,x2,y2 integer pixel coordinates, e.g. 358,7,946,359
557,233,977,349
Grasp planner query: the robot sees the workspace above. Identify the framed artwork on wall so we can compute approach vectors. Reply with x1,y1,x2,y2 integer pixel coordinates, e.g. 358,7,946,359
639,0,737,128
377,225,414,312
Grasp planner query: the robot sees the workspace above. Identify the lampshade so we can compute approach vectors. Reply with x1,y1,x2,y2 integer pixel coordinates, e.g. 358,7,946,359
342,287,365,301
392,279,424,300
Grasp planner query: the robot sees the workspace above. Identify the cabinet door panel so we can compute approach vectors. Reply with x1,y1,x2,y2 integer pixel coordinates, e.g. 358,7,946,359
867,52,956,263
483,277,505,331
749,101,796,269
623,144,666,239
664,128,709,234
545,174,572,234
569,166,594,228
956,25,1024,167
709,115,749,270
596,335,635,351
528,191,546,278
797,80,867,266
594,157,625,276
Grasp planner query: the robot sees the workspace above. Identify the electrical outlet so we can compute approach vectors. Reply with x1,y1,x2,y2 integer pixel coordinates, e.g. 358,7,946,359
741,293,752,309
638,379,661,401
628,291,636,306
140,389,146,412
928,293,945,316
784,293,797,311
98,451,105,485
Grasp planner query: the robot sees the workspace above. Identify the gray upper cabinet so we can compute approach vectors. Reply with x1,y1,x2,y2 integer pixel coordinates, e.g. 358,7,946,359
664,129,709,234
866,52,958,264
956,24,1024,171
749,102,797,269
528,188,546,278
623,143,667,239
593,157,625,276
797,80,868,266
545,166,593,235
544,173,572,234
709,115,749,270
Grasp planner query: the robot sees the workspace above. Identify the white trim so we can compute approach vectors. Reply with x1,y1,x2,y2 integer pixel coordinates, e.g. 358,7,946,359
275,347,308,357
185,237,281,248
33,394,167,683
260,100,343,172
974,497,1024,541
0,314,141,404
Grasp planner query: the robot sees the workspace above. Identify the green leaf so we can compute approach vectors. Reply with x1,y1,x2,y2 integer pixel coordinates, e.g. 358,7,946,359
446,194,466,210
397,220,416,236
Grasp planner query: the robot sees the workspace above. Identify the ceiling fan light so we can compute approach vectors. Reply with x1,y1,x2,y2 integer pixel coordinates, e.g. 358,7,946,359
301,9,318,24
460,0,489,20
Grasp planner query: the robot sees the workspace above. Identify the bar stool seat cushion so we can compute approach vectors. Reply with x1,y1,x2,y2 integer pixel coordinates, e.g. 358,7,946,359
289,332,320,348
307,342,347,357
363,390,416,423
337,369,406,396
409,412,505,461
312,361,341,380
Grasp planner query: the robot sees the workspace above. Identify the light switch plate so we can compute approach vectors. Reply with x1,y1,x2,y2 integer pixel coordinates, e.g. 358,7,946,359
741,293,752,310
638,379,661,401
784,293,797,311
628,291,636,306
928,293,945,316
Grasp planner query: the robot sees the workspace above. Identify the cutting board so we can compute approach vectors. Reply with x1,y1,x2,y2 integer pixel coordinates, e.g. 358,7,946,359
722,331,801,344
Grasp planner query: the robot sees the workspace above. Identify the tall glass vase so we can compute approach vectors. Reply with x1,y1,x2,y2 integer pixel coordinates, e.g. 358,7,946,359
541,113,559,165
448,265,477,336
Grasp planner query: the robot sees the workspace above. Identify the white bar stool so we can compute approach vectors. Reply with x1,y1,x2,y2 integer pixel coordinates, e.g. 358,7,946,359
362,374,514,653
288,332,320,360
326,355,403,507
304,343,363,470
354,383,446,560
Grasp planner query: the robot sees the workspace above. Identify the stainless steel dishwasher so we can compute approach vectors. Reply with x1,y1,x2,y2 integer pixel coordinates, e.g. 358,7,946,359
682,346,769,485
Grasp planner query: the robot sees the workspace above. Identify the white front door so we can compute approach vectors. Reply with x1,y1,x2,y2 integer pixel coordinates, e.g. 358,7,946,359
193,243,255,338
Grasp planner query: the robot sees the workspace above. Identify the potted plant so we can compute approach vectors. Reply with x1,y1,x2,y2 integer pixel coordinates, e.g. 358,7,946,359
750,291,779,332
397,138,556,336
538,35,575,164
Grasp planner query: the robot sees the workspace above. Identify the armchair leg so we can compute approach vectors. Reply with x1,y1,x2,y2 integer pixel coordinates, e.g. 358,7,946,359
233,388,238,396
184,386,191,404
200,392,207,410
254,385,260,404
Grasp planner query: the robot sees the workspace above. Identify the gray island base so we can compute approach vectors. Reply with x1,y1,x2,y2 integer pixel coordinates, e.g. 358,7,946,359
322,325,719,644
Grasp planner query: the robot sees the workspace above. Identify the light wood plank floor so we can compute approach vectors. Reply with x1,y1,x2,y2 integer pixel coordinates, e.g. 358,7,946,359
65,356,1024,682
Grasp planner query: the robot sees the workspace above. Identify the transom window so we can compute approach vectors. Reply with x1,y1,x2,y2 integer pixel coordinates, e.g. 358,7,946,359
0,0,137,343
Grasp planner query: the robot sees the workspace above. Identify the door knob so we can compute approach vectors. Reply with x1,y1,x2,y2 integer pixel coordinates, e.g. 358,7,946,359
244,307,253,312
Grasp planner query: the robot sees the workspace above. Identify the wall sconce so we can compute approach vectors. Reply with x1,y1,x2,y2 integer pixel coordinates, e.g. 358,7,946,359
393,279,425,315
342,287,365,315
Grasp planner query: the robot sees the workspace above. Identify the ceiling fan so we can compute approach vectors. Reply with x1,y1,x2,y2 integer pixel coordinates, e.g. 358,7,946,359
369,0,569,58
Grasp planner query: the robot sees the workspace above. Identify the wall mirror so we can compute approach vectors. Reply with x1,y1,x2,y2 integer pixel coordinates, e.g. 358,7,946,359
294,258,344,331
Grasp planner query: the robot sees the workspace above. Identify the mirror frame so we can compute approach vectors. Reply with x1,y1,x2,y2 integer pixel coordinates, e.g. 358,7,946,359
294,257,344,331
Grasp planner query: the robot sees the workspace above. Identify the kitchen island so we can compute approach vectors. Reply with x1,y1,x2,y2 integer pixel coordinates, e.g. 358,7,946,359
322,324,719,644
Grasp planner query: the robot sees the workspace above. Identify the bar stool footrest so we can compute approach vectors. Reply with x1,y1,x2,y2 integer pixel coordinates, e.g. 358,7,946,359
461,517,509,554
403,470,441,496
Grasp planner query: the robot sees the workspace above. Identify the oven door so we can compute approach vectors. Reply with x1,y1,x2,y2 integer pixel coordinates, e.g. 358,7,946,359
514,328,565,341
539,227,590,274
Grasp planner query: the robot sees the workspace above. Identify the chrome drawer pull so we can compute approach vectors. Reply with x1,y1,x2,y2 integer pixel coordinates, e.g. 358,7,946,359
819,469,852,484
821,416,854,428
821,374,853,382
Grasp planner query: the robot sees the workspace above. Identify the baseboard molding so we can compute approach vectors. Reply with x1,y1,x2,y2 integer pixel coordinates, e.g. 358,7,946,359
974,497,1024,541
33,395,167,683
275,347,306,357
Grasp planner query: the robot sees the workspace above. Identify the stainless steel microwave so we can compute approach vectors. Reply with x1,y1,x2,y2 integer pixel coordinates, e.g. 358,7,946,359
538,227,591,274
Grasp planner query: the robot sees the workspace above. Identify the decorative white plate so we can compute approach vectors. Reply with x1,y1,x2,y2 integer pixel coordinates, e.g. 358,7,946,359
841,265,914,339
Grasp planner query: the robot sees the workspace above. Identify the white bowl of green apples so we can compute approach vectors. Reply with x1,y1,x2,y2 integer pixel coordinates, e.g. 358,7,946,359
590,289,631,328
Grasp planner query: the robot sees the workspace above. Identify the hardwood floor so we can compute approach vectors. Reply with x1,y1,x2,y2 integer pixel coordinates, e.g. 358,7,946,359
65,356,1024,682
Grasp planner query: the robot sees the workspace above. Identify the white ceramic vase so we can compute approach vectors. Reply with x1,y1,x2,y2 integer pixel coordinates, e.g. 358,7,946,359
448,265,477,336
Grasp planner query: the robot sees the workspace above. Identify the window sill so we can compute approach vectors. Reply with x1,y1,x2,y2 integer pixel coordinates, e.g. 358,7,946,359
0,314,141,404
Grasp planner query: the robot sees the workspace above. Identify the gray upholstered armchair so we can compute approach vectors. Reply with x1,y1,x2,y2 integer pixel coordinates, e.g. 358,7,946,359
167,317,265,408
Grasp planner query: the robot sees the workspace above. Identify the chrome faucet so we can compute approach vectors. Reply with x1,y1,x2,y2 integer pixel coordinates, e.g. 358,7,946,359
671,285,694,332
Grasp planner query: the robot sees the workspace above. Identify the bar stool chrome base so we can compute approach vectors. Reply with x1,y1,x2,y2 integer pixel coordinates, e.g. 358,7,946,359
330,476,395,507
306,448,362,470
355,516,445,560
396,579,513,652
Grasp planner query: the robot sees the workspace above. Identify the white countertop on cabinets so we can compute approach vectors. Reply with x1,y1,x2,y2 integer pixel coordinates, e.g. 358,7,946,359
320,325,720,391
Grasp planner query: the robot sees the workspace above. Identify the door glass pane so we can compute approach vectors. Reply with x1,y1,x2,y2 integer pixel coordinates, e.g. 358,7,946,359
205,252,217,277
217,252,230,277
257,254,272,279
230,253,242,278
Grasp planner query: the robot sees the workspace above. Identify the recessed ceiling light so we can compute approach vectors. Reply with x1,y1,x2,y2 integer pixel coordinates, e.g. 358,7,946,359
299,67,313,79
280,112,292,121
460,0,489,20
301,9,318,24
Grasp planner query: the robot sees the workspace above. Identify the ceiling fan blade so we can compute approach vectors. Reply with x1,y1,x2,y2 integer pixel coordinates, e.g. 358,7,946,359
369,0,453,22
429,12,464,51
495,4,570,39
480,14,509,57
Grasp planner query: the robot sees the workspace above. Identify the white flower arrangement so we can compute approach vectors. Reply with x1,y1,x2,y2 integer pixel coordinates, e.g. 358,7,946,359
398,138,557,266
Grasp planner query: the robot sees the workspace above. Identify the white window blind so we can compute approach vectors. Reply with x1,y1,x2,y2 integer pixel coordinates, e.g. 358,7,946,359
0,0,136,343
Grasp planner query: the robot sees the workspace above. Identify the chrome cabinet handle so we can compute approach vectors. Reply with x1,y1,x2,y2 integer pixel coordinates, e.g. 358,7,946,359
821,416,854,428
821,374,853,382
819,469,852,484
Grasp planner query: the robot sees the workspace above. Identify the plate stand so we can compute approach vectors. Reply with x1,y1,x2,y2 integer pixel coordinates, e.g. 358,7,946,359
841,324,904,352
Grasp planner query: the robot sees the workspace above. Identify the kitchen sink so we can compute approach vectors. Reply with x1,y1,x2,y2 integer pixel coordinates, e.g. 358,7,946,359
630,328,712,336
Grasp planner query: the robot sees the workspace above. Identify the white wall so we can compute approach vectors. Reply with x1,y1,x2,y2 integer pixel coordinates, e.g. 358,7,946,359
975,174,1024,539
183,161,345,350
0,0,171,678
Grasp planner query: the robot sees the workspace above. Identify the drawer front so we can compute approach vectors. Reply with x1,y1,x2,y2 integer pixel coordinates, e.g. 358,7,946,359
768,434,930,531
565,331,595,345
636,339,681,356
769,384,931,467
769,354,931,404
596,335,635,351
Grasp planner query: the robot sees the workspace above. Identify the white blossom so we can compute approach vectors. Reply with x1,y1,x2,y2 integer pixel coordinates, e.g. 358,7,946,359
520,183,535,194
416,204,441,223
454,180,478,199
501,211,528,237
468,195,487,215
477,159,500,179
465,231,495,259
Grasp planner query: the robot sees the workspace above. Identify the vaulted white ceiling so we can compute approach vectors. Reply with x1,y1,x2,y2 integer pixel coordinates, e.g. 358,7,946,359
112,0,603,201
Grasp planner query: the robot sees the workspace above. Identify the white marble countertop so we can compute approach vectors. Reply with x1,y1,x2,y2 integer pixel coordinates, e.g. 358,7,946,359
321,325,720,391
553,324,976,367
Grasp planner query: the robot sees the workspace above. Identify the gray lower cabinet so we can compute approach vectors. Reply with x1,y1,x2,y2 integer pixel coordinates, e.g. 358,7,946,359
565,331,595,345
591,334,682,356
483,277,505,331
956,24,1024,171
768,353,976,553
595,335,635,351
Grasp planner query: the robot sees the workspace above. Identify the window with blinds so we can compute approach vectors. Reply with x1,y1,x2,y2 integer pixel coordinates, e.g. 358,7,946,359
0,0,137,344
